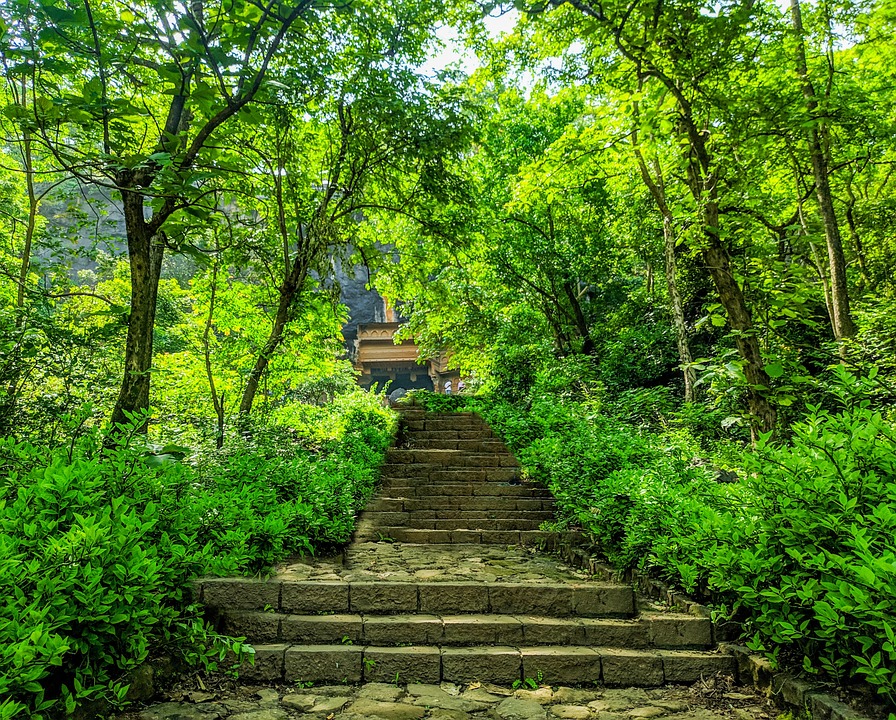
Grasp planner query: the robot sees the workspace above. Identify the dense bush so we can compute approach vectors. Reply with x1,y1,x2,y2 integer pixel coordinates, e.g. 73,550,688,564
0,390,395,718
663,404,896,699
412,368,896,704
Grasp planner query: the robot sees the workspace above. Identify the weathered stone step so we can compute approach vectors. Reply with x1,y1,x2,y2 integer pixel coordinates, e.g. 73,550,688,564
362,512,554,528
370,509,556,522
381,483,552,498
221,611,712,649
368,496,555,512
201,578,632,617
407,429,496,440
400,416,491,432
376,519,547,531
240,643,735,686
385,449,520,467
353,527,574,546
380,466,521,482
403,439,509,451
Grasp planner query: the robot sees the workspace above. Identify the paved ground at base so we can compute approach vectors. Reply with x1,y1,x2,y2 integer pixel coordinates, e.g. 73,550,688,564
276,544,593,585
121,679,775,720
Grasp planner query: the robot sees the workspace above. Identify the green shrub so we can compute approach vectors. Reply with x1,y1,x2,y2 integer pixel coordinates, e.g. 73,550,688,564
0,435,237,718
0,390,396,717
668,405,896,701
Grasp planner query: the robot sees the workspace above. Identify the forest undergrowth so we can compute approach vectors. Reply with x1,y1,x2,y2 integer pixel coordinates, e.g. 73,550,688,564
408,361,896,709
0,391,395,719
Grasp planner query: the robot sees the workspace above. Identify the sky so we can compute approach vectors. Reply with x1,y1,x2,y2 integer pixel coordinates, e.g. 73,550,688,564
419,8,520,77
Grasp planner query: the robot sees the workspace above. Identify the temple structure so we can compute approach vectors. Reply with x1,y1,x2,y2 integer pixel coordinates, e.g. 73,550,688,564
338,260,458,394
350,321,457,393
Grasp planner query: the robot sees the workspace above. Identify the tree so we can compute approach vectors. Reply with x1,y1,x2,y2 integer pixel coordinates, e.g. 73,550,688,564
1,0,329,431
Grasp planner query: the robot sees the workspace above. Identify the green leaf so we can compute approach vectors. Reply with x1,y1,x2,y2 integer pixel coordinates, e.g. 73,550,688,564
764,362,784,379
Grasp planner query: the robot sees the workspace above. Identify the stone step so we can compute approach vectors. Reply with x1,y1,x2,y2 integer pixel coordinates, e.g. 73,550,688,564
367,497,555,512
220,611,712,649
385,449,520,468
403,439,509,451
407,430,496,440
239,643,736,686
381,483,552,498
200,578,633,617
369,519,547,531
370,509,556,522
400,417,490,432
380,466,522,482
362,512,554,527
352,527,569,546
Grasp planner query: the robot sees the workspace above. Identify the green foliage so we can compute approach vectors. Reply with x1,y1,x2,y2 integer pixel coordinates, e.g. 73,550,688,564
424,365,896,702
664,397,896,700
0,392,394,716
0,421,231,717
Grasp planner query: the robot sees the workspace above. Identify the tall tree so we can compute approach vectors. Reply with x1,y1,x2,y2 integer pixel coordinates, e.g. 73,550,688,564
789,0,857,345
1,0,327,431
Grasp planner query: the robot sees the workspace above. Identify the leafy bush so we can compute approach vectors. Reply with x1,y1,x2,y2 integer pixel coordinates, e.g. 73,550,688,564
0,390,395,717
0,433,237,718
414,368,896,703
661,403,896,701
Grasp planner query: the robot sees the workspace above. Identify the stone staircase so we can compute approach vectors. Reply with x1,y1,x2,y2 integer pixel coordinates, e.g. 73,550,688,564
353,409,557,545
197,409,735,687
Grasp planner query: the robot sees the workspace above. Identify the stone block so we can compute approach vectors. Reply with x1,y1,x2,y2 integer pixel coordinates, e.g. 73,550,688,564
643,614,712,648
239,643,287,682
463,454,501,468
579,618,646,647
420,582,489,613
518,617,584,645
521,647,601,685
779,676,813,707
367,498,405,512
657,650,735,683
483,531,522,544
441,647,521,685
599,649,663,686
572,584,634,617
220,611,280,642
201,578,280,612
284,645,363,684
346,699,426,720
441,615,523,645
518,531,549,546
280,581,348,614
363,646,442,684
280,614,362,644
350,582,418,614
363,615,443,645
450,530,483,543
489,583,572,616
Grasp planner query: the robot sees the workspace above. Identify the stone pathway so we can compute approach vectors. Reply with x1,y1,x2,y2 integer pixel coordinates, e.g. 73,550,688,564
122,679,774,720
276,544,593,585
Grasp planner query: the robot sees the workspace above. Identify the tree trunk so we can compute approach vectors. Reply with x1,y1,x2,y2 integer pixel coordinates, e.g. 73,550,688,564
562,279,596,356
632,143,696,402
238,265,307,419
702,202,776,434
202,258,225,448
845,197,870,293
0,129,39,433
109,189,164,432
790,0,857,343
662,214,696,402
